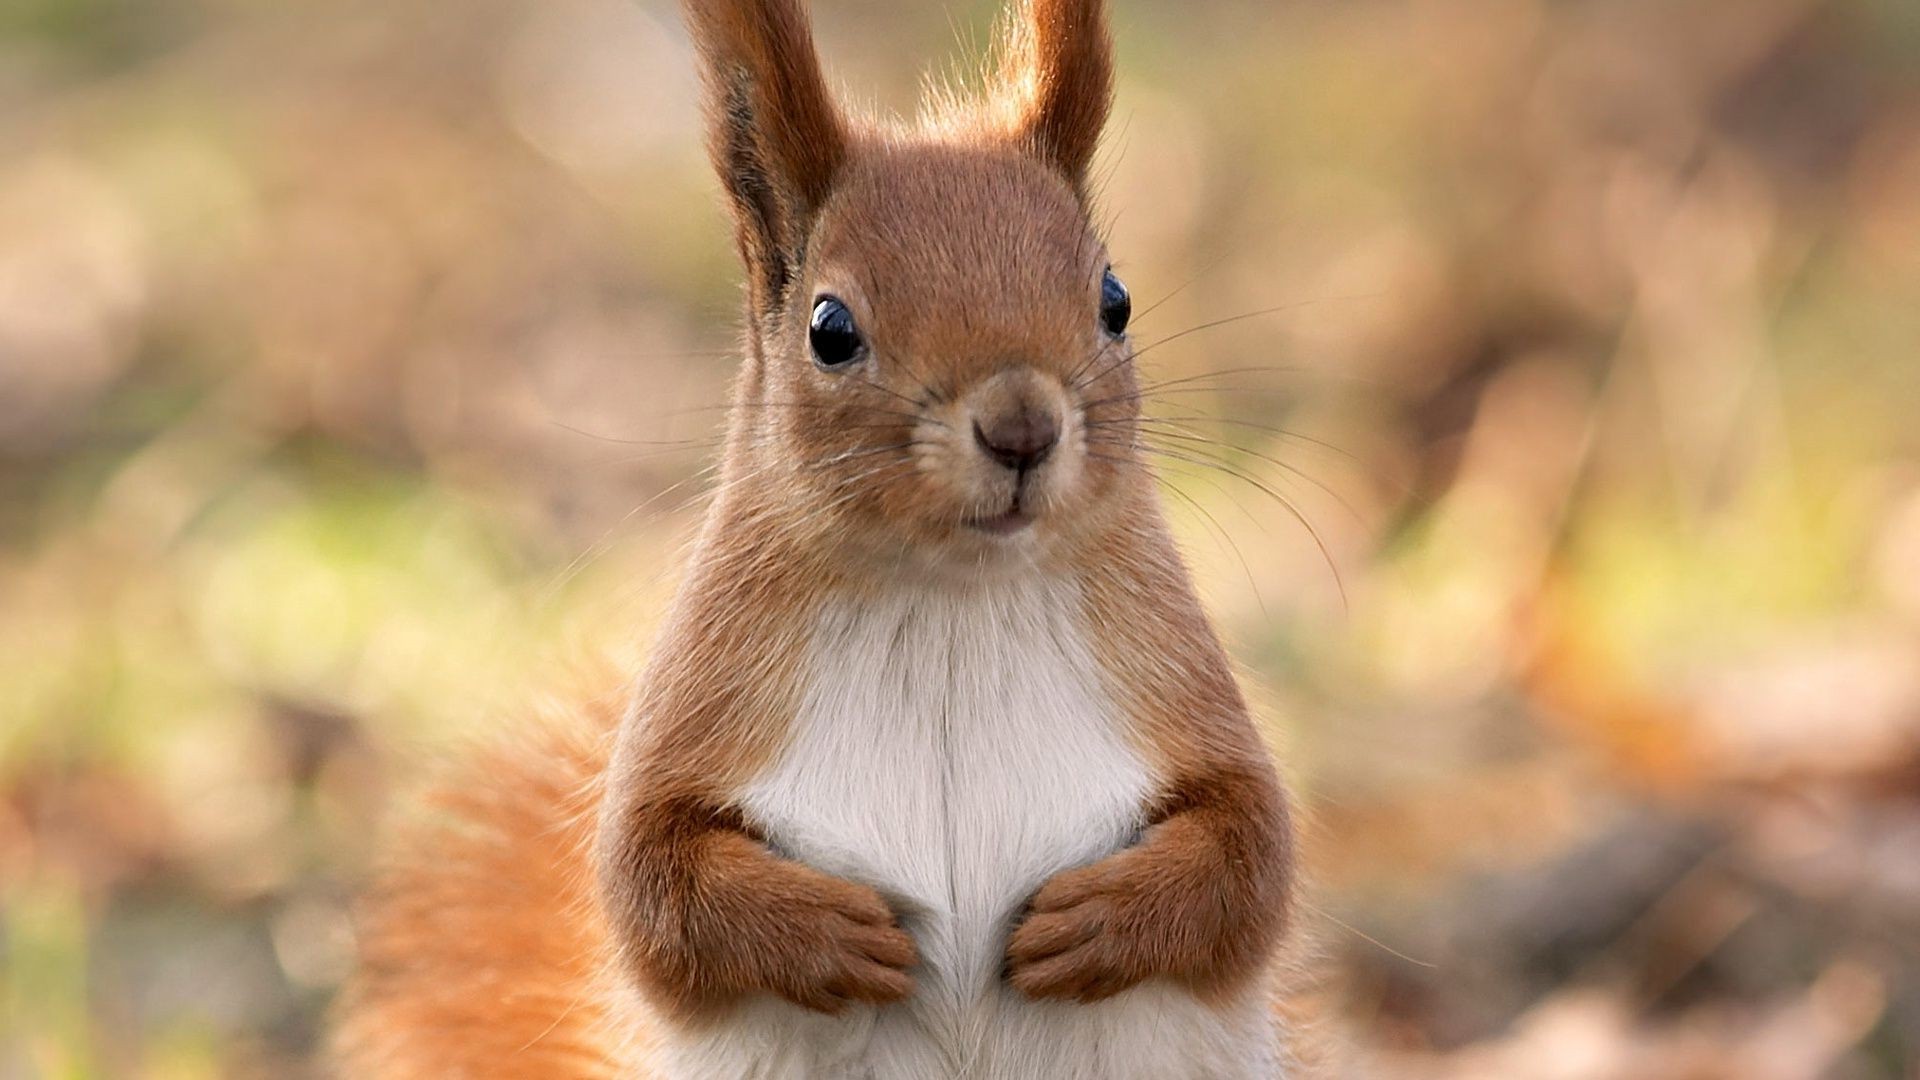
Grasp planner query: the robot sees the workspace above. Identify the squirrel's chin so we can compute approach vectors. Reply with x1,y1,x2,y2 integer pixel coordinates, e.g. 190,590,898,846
962,508,1035,537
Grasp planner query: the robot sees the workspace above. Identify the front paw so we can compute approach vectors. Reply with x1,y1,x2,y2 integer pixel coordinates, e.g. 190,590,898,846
750,866,920,1014
1005,853,1165,1003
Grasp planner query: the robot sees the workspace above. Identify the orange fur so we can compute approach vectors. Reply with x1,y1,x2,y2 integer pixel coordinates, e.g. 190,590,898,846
334,681,639,1077
684,0,846,314
993,0,1115,193
337,0,1309,1073
593,515,922,1021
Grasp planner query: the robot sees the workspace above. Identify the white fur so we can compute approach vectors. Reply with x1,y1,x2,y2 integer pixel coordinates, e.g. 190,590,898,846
657,576,1282,1079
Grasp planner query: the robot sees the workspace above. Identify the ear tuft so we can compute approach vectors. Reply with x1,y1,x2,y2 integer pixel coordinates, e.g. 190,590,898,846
682,0,849,315
995,0,1114,197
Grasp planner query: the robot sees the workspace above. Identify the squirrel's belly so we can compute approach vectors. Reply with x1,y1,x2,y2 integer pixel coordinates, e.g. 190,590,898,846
655,582,1281,1079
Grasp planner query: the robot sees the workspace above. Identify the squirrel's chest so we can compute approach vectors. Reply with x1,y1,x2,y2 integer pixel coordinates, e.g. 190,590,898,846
739,580,1153,978
691,582,1278,1079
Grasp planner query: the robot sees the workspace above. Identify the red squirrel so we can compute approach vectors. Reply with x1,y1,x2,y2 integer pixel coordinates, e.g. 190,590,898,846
336,0,1300,1075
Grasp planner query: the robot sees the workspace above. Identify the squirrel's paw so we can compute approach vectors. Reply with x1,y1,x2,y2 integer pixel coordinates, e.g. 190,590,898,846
1004,852,1166,1003
753,867,918,1013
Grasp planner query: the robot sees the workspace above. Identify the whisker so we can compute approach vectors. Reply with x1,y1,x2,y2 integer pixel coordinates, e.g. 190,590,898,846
1066,330,1130,391
1156,473,1271,623
1144,453,1276,538
536,461,726,602
810,442,923,469
1080,444,1271,618
662,400,944,427
1087,434,1348,609
849,370,940,413
1094,422,1367,527
1298,897,1438,970
1074,293,1382,397
601,445,727,468
1115,412,1374,473
1082,365,1323,412
1128,251,1236,327
1126,294,1383,363
794,459,918,529
871,346,951,408
548,420,722,449
729,400,950,428
1072,337,1142,397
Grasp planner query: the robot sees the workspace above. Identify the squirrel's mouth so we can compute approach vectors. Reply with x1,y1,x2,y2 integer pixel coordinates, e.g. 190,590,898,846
965,493,1035,536
966,508,1034,535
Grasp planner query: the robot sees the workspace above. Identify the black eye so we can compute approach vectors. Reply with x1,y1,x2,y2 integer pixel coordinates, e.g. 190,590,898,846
809,296,864,369
1100,268,1131,336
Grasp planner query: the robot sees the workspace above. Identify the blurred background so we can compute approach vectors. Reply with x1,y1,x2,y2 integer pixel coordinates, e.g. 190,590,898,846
3,0,1918,1075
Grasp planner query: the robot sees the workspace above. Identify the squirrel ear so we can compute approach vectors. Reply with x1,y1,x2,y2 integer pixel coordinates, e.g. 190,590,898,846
995,0,1114,197
682,0,848,316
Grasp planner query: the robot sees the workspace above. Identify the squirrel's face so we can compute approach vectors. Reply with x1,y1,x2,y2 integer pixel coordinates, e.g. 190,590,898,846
747,142,1143,564
686,0,1132,564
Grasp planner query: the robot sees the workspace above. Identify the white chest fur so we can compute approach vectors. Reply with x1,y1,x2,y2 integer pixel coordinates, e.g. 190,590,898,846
657,578,1282,1079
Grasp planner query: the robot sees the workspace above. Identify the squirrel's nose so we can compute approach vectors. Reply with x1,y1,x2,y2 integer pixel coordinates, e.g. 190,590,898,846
973,409,1059,473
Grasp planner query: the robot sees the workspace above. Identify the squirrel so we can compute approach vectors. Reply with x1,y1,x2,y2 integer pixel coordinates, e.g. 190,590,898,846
334,0,1304,1076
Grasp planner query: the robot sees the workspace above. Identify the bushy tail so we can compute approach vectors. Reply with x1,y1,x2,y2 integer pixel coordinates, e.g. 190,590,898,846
333,685,642,1079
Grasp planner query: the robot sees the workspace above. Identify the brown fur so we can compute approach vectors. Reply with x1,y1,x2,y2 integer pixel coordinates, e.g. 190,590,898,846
335,682,636,1078
685,0,847,314
338,0,1305,1073
991,0,1115,194
594,515,920,1021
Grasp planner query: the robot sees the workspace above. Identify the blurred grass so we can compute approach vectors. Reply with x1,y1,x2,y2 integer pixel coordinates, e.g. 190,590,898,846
3,0,1919,1076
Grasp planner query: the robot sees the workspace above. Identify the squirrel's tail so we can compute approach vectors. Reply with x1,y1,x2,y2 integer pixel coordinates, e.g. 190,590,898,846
332,683,642,1079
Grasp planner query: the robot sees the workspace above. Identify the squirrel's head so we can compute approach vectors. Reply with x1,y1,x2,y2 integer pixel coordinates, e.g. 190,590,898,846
686,0,1146,568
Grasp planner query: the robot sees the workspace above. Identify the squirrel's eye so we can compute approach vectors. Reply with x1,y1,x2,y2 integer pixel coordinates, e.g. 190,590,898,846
809,297,864,369
1099,268,1131,336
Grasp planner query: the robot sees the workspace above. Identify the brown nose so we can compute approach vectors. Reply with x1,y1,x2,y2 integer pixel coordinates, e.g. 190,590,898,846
973,409,1059,473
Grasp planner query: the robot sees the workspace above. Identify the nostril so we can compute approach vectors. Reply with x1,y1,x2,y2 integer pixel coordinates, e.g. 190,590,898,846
973,411,1060,472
